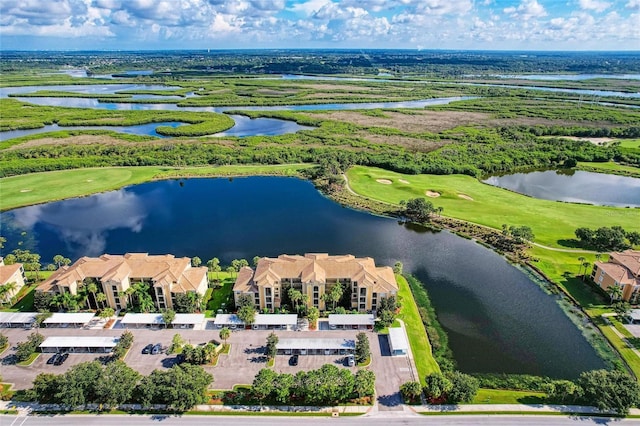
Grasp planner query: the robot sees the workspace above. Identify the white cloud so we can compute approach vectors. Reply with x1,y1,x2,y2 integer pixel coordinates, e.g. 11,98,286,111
503,0,547,20
579,0,611,13
289,0,331,16
626,0,640,10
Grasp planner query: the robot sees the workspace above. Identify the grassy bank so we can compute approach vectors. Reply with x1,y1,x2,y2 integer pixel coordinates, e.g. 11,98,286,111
346,165,638,248
577,161,640,177
396,274,440,382
0,164,313,211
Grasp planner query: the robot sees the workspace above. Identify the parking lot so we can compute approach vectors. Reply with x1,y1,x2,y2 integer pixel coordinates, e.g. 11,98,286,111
0,322,417,408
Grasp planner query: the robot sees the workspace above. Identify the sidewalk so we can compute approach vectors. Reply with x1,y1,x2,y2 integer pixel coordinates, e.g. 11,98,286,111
415,403,640,416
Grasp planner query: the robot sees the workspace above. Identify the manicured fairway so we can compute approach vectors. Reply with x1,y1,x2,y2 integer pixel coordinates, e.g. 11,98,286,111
0,164,312,211
577,161,640,177
346,165,639,248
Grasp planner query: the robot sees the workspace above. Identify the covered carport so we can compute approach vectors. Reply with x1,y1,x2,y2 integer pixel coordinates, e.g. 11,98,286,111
173,313,205,329
0,312,37,328
253,314,298,330
277,338,355,355
328,314,375,330
388,327,409,356
120,313,164,328
39,336,119,353
213,314,245,329
43,312,96,328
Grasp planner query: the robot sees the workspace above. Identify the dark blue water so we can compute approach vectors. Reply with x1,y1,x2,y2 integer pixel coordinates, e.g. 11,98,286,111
484,170,640,207
0,177,606,378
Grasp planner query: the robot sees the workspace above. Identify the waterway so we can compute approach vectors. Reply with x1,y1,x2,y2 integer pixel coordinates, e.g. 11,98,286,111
0,177,607,378
483,170,640,207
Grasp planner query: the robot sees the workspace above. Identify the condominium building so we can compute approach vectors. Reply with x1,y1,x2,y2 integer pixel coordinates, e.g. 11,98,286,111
591,250,640,303
37,253,208,310
233,253,398,312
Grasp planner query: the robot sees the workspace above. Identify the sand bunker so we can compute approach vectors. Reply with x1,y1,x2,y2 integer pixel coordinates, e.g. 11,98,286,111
86,179,93,182
399,179,410,184
458,194,474,201
425,190,440,198
376,179,392,185
20,189,32,193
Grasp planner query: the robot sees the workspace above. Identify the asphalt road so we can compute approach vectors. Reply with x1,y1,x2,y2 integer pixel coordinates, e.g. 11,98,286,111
2,414,640,426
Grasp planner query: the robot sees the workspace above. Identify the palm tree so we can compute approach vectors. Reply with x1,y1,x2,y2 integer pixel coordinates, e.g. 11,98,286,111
219,327,231,345
95,292,107,309
581,262,591,281
87,282,98,309
139,294,155,313
329,282,343,310
607,285,623,304
0,282,17,305
288,288,302,312
577,256,586,275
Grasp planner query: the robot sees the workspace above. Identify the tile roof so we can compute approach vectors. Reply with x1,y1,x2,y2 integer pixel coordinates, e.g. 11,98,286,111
234,253,398,293
0,262,22,285
595,261,639,286
36,253,206,294
610,250,640,277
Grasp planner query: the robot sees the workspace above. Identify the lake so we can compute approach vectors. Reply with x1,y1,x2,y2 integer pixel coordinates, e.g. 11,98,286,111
0,176,606,378
483,170,640,207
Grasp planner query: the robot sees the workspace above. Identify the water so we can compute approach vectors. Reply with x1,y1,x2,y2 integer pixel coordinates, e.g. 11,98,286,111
0,122,184,142
0,177,606,378
483,170,640,207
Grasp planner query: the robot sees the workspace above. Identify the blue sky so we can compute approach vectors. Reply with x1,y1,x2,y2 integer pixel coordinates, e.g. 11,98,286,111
1,0,639,51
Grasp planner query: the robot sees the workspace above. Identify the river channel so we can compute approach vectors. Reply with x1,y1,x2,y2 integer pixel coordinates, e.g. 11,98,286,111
0,177,607,378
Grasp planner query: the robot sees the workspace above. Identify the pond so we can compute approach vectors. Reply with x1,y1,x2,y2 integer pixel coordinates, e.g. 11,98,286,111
0,122,185,142
0,176,606,378
483,170,640,207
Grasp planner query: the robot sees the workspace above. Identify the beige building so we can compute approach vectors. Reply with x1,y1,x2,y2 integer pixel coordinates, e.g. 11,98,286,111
233,253,398,312
591,250,640,303
0,258,26,304
37,253,208,310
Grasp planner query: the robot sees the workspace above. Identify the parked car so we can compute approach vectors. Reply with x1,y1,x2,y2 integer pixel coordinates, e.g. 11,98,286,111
151,343,162,355
142,344,154,354
346,354,355,367
289,354,299,366
47,353,60,365
54,353,69,366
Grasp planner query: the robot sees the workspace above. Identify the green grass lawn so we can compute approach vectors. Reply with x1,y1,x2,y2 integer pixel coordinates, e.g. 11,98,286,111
347,166,638,249
0,164,313,211
396,274,440,382
17,352,40,366
472,388,547,405
207,279,235,313
597,324,640,379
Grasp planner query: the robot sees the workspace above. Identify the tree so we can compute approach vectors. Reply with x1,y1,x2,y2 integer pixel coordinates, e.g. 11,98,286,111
137,364,213,411
0,282,16,305
162,309,176,327
99,307,115,319
607,285,623,303
266,332,279,359
400,381,423,403
252,256,262,267
446,372,479,404
272,372,294,404
288,287,303,312
0,333,7,350
577,256,586,275
252,368,277,400
95,292,107,309
15,332,44,362
508,225,535,243
423,373,453,401
219,327,231,345
307,306,319,328
173,292,201,313
34,291,54,311
628,231,640,246
237,304,256,326
393,261,403,274
191,256,202,267
86,282,98,309
56,361,103,407
547,379,580,404
353,369,376,398
327,282,343,310
577,369,640,414
575,227,595,246
401,198,435,223
377,295,399,327
94,361,140,408
225,266,236,277
612,301,631,319
355,332,370,364
168,333,185,355
31,373,62,403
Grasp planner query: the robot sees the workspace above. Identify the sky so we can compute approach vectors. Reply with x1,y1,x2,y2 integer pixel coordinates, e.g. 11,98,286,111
0,0,639,51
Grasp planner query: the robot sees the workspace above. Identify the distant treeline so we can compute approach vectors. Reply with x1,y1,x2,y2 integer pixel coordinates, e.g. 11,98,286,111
3,50,640,76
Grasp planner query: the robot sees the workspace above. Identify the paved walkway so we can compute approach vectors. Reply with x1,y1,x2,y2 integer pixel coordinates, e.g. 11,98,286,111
603,316,640,359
